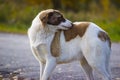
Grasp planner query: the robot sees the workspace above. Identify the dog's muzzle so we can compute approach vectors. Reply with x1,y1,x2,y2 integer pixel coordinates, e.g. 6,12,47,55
60,19,73,28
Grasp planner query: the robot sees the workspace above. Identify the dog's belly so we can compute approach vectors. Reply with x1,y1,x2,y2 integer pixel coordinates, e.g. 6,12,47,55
57,34,83,63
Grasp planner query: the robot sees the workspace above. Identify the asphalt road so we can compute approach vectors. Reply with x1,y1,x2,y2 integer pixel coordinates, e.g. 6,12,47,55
0,33,120,80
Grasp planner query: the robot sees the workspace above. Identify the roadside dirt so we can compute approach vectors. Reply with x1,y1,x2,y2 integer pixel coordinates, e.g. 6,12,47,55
0,33,120,80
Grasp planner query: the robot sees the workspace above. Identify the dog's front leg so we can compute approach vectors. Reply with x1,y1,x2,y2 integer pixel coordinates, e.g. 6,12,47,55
39,62,45,80
42,57,56,80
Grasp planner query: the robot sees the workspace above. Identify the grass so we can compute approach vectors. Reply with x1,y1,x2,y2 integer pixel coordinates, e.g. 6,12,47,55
0,9,120,42
0,23,28,34
94,20,120,42
64,11,120,42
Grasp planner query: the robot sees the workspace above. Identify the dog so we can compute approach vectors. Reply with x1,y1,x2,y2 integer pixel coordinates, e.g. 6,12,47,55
28,9,111,80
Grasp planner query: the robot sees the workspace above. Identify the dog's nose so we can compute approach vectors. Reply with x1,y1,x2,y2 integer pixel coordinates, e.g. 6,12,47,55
71,23,74,27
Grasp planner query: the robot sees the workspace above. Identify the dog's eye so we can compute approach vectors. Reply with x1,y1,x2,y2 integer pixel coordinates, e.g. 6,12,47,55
58,17,65,22
49,12,53,17
58,17,62,20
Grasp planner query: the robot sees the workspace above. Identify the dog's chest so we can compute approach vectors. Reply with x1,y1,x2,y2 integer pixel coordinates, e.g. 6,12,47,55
35,31,54,46
50,30,83,63
34,30,83,63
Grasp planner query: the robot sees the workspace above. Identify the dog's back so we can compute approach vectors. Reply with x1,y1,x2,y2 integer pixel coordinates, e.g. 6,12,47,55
52,22,111,80
55,22,111,65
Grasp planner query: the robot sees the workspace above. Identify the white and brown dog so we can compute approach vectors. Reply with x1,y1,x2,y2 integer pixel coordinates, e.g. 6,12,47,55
28,9,111,80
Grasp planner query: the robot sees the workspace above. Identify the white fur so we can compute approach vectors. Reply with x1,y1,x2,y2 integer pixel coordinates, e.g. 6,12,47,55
28,12,111,80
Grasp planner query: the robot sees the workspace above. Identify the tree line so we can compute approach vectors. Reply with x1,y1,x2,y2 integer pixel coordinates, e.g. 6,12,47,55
1,0,120,12
0,0,120,25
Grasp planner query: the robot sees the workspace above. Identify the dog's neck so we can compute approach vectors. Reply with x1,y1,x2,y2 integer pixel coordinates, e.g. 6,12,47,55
39,25,58,39
42,25,58,34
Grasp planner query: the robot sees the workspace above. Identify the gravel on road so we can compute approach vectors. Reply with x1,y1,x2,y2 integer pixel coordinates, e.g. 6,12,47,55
0,33,120,80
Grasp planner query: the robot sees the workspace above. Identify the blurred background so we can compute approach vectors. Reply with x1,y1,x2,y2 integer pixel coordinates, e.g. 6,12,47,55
0,0,120,42
0,1,120,79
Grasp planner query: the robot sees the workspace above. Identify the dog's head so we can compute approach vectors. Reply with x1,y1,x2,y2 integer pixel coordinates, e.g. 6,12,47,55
39,9,73,30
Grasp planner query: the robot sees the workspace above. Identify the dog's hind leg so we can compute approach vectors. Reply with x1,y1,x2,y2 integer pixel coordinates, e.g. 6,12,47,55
93,52,111,80
83,42,111,80
42,57,56,80
94,65,111,80
80,56,94,80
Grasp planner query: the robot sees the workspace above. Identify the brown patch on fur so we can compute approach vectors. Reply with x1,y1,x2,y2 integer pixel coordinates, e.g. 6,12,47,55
39,9,54,27
64,22,90,41
51,30,61,57
98,31,111,48
80,56,89,66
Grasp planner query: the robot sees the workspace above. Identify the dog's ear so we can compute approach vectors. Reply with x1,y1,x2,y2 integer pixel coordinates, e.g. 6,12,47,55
39,13,48,27
41,15,48,23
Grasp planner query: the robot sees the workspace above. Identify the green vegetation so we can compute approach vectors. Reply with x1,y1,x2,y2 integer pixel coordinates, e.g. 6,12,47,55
64,11,120,42
0,0,120,42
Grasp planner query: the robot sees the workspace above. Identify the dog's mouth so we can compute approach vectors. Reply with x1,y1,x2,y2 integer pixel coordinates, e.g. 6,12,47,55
59,19,73,29
61,23,73,29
